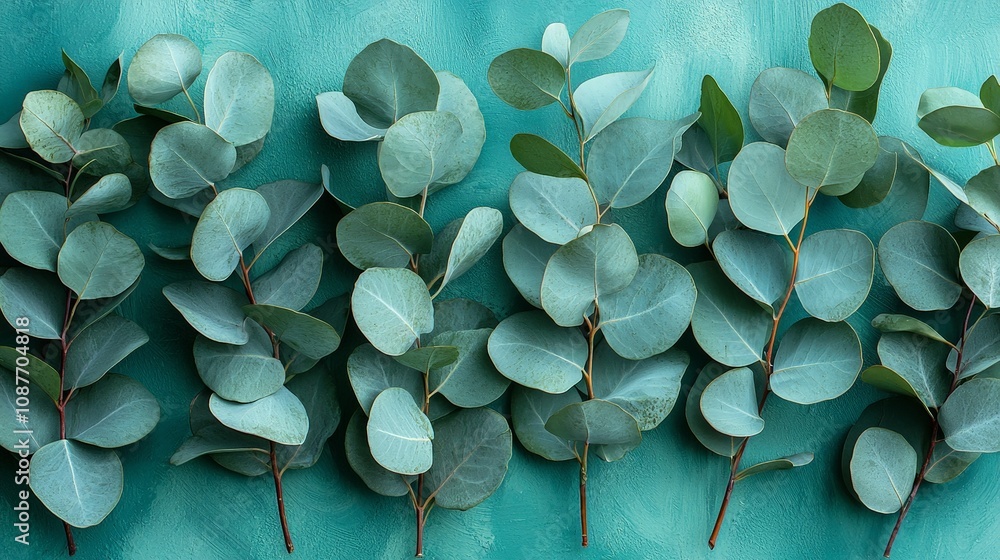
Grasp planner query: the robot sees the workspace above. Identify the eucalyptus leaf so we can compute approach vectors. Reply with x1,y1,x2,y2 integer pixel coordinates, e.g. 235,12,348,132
540,223,638,327
510,386,579,461
839,136,899,208
727,142,806,235
509,133,586,180
127,34,202,105
699,367,763,437
429,329,509,408
193,319,284,403
0,371,58,453
0,190,69,271
785,109,879,190
0,111,27,149
588,115,697,208
808,3,881,91
699,75,743,167
794,229,874,321
204,51,274,145
59,49,102,115
688,261,771,367
367,387,434,475
735,452,814,482
959,314,1000,379
344,410,413,496
352,267,434,356
849,427,917,514
337,202,433,270
58,221,144,300
574,68,653,141
666,170,719,248
487,49,565,111
828,24,892,123
748,67,827,146
424,407,512,510
771,318,862,405
278,366,341,469
243,304,341,360
923,441,980,484
316,91,387,141
251,243,323,311
426,298,497,341
68,173,132,216
29,440,123,528
432,71,486,187
599,254,696,360
0,268,65,339
252,179,325,258
502,224,558,308
959,234,1000,308
509,172,596,245
965,166,1000,227
148,122,237,199
878,221,962,311
64,314,147,391
917,87,1000,147
209,387,309,446
343,39,440,129
394,346,459,372
72,129,132,176
419,207,503,291
348,343,423,415
170,425,268,466
542,23,570,67
0,346,60,405
590,344,687,430
378,110,462,198
568,9,630,65
488,310,587,394
191,187,270,281
19,90,84,163
871,313,950,346
163,281,250,344
874,331,950,411
66,374,159,448
67,276,140,340
939,377,1000,453
713,229,789,307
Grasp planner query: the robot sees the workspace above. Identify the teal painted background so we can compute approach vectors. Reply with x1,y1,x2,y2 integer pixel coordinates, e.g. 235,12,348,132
1,0,998,558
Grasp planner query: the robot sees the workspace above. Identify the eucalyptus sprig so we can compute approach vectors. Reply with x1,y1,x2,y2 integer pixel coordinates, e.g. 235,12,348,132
124,35,343,554
318,39,511,558
668,3,921,548
838,72,1000,557
0,50,158,555
487,10,697,546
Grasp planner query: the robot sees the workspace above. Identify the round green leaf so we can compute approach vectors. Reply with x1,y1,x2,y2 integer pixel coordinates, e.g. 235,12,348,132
828,24,892,123
0,269,66,340
748,67,827,146
590,344,688,431
917,87,1000,147
193,319,284,403
64,315,147,391
940,377,1000,453
488,310,587,394
149,122,237,199
736,452,814,482
808,3,881,91
418,207,503,291
713,229,790,307
378,110,463,198
347,343,422,415
956,314,1000,379
243,304,341,360
58,221,144,300
699,75,744,166
352,267,434,356
127,34,202,105
728,142,806,235
337,202,433,270
432,71,486,187
510,386,580,461
666,170,719,248
0,371,59,453
487,48,565,111
163,281,249,344
68,173,132,217
849,427,917,514
771,318,862,404
66,374,159,448
502,224,558,309
871,313,950,346
686,363,763,457
785,109,879,189
964,166,1000,228
170,425,267,467
0,190,69,271
251,243,322,311
960,234,1000,308
343,39,440,129
344,410,412,497
425,407,512,510
574,68,653,141
191,187,270,282
367,387,434,475
795,229,874,321
689,261,771,367
924,441,980,484
840,136,925,210
878,221,962,311
542,23,570,67
589,115,696,208
394,345,459,372
509,133,586,180
509,172,596,245
878,332,950,410
204,51,274,145
316,91,386,142
29,440,123,528
599,254,696,360
252,180,325,258
569,9,629,65
540,223,638,327
20,90,84,163
0,346,61,404
699,366,763,437
72,128,131,176
430,329,510,408
545,398,641,447
426,298,497,341
209,387,309,446
278,367,341,470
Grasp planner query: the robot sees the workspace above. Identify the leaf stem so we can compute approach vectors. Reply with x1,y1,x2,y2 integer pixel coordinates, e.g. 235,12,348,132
57,165,77,556
884,295,976,557
269,442,294,553
579,441,590,547
709,194,814,548
182,84,201,124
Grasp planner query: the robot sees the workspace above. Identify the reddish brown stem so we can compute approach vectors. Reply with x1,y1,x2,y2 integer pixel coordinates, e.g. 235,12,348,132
415,504,426,558
270,442,294,553
580,442,590,547
63,522,76,556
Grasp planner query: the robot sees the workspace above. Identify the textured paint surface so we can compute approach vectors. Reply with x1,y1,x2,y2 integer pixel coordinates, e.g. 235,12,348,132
1,0,999,558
